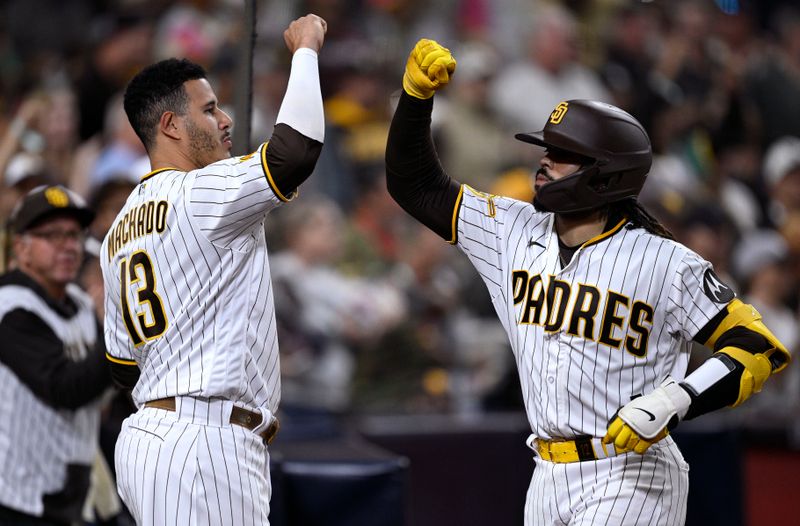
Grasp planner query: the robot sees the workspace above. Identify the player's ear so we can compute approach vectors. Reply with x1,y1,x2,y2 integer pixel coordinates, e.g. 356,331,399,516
12,234,31,265
159,111,182,141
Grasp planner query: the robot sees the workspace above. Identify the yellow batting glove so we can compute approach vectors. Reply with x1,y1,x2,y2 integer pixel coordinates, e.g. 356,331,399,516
603,415,669,455
403,38,457,100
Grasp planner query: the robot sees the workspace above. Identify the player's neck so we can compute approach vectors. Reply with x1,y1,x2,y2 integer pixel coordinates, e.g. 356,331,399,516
148,148,201,173
554,210,606,247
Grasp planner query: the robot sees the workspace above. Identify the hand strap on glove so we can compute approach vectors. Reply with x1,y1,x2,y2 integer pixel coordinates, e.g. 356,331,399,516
602,376,691,454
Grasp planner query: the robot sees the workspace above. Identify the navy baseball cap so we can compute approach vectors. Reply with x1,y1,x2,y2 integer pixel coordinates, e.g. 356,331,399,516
9,185,95,234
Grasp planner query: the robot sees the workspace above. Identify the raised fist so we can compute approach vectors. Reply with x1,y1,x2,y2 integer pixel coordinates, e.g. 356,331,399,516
402,38,456,100
283,14,327,54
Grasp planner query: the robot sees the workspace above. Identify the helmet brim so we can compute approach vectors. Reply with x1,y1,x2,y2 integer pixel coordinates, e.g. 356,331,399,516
514,131,548,147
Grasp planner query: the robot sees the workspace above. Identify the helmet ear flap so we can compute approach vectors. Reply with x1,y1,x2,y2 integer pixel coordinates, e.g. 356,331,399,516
589,172,622,194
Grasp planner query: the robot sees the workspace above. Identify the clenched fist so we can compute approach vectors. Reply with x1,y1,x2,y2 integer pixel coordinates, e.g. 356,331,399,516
403,39,457,100
284,14,327,54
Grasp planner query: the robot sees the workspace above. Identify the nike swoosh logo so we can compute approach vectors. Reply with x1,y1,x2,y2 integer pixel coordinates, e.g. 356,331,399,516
635,408,656,421
529,240,545,248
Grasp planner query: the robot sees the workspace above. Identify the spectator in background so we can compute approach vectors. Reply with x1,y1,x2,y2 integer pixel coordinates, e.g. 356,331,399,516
70,94,146,198
762,135,800,229
75,12,152,142
342,167,415,277
314,63,391,211
0,185,115,525
714,141,768,232
744,6,800,148
435,40,525,190
37,82,82,186
489,3,611,131
0,153,51,273
1,152,50,224
271,196,406,437
677,202,739,287
731,230,800,445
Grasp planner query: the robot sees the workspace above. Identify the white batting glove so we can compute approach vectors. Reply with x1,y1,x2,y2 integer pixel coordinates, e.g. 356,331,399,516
602,376,691,454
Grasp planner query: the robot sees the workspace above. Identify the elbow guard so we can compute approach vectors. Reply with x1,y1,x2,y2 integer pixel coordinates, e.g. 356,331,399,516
685,299,792,414
703,299,791,373
715,347,772,407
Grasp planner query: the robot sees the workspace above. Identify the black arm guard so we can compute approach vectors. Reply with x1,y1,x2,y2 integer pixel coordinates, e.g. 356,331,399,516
385,91,462,242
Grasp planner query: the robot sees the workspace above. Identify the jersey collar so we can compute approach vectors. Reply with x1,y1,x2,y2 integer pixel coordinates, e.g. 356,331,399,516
580,216,628,249
140,167,179,183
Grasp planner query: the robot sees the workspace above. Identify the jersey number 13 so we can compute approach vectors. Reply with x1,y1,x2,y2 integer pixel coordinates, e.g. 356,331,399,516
120,251,168,346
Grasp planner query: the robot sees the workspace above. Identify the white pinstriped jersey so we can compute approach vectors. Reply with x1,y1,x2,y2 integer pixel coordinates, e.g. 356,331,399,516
456,186,728,440
0,284,100,516
101,142,287,413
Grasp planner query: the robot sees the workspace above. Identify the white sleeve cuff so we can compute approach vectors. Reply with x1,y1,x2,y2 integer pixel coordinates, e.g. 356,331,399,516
275,48,324,143
682,356,734,395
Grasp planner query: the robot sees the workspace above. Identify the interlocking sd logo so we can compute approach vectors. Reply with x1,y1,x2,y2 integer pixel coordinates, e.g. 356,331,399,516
549,102,569,124
44,187,70,208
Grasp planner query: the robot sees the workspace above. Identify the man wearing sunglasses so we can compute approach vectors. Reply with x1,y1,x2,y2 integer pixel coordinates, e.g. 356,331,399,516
0,184,113,525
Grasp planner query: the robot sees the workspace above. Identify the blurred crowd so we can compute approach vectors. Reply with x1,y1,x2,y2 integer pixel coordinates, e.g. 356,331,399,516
1,0,799,449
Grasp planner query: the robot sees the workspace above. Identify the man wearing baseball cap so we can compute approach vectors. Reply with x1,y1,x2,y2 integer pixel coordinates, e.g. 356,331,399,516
0,184,114,524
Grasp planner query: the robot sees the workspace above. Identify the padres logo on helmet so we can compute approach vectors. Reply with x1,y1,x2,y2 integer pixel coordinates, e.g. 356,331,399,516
549,102,569,124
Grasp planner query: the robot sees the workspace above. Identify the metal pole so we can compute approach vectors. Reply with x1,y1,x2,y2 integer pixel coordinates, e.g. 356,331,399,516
232,0,257,155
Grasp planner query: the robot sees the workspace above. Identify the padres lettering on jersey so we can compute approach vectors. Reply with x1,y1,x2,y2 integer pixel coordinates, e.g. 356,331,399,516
455,186,727,441
511,271,654,357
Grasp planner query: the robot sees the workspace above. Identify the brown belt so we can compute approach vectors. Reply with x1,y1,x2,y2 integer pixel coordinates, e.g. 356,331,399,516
144,397,280,445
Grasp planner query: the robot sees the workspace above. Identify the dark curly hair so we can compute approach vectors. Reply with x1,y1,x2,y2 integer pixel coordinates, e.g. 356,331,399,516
123,58,207,151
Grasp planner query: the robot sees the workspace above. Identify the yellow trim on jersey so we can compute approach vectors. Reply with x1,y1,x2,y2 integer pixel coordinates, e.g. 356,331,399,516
106,353,137,366
260,141,295,202
581,217,627,248
463,184,496,217
140,167,179,183
449,185,465,245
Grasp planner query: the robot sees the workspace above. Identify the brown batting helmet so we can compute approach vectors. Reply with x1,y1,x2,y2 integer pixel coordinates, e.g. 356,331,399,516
515,100,652,213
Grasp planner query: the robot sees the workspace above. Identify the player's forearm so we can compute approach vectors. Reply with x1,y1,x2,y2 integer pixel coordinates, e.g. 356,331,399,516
385,91,461,241
265,48,325,197
276,48,324,143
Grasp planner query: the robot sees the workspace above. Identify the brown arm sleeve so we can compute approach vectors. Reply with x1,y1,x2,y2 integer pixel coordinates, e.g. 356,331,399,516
264,123,323,200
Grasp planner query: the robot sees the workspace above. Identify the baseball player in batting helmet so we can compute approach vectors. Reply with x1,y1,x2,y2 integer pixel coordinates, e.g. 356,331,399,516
386,38,791,525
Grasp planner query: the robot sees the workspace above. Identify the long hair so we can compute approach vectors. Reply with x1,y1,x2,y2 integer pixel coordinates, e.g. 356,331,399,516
609,198,675,240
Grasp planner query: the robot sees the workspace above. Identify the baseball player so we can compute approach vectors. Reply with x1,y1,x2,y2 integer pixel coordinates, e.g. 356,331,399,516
386,39,792,525
100,15,326,525
0,185,113,524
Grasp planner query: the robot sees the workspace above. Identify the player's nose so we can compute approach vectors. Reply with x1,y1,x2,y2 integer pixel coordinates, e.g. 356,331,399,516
219,108,233,129
539,155,552,169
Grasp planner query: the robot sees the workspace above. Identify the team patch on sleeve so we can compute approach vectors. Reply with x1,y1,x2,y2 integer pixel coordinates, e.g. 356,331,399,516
702,269,735,304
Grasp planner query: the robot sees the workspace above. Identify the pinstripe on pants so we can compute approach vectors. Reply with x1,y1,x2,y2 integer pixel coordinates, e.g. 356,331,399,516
525,437,689,526
115,399,271,526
